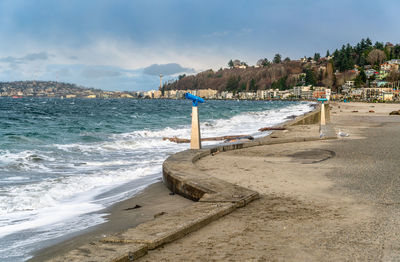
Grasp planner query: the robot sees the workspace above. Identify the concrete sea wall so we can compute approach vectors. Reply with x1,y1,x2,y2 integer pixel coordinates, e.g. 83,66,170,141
45,103,331,262
162,103,330,201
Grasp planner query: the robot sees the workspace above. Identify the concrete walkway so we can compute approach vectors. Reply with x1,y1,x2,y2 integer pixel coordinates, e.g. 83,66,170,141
138,102,400,261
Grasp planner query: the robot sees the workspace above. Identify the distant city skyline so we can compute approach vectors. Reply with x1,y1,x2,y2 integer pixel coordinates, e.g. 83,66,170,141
0,0,399,91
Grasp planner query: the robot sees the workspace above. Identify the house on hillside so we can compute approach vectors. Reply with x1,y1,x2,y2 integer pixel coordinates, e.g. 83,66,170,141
389,59,400,65
365,69,378,78
381,60,399,73
363,87,394,101
293,85,312,99
232,59,248,69
312,87,327,99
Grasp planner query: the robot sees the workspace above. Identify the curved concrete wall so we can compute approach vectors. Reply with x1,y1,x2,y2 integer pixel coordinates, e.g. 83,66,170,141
162,104,330,203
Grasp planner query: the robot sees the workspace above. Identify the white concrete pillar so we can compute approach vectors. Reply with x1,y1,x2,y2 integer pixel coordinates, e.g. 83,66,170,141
190,106,201,149
320,103,326,126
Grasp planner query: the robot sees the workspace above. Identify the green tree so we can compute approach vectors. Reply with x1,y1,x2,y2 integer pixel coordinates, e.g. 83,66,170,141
239,82,246,91
305,69,317,86
262,58,271,67
284,57,291,63
354,76,363,88
326,50,330,57
271,76,288,90
161,84,165,96
359,69,367,83
374,41,384,50
228,59,234,68
314,53,321,61
226,76,240,91
366,38,372,47
273,53,282,64
354,68,367,88
249,78,258,91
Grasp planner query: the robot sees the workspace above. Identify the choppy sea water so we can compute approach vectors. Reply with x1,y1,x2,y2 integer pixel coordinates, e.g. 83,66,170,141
0,97,313,261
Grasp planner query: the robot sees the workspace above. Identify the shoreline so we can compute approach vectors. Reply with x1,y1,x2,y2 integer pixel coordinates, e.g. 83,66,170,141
28,181,192,261
137,102,400,261
27,101,318,261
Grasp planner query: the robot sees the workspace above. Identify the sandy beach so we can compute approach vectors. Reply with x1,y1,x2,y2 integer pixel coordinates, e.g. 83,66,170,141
30,102,400,261
137,102,400,261
29,181,192,261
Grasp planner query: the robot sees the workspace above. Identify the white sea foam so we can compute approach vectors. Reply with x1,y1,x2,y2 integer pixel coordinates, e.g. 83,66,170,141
0,150,55,172
0,101,314,255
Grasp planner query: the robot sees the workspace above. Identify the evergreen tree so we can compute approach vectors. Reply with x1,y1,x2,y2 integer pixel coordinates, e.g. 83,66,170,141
366,38,372,46
314,53,321,61
374,41,384,50
226,76,239,91
360,38,366,49
271,76,288,90
249,78,258,91
261,58,271,67
359,68,367,83
228,59,234,68
326,50,330,57
305,69,317,86
273,53,282,64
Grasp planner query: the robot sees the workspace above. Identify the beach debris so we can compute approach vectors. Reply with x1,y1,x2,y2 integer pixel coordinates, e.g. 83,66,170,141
163,137,190,143
319,131,326,139
124,204,142,211
338,130,349,138
224,136,254,143
389,110,400,115
352,110,358,113
369,110,375,113
285,115,297,120
258,127,286,132
169,192,175,195
211,150,220,156
163,135,254,143
270,136,278,138
154,211,167,218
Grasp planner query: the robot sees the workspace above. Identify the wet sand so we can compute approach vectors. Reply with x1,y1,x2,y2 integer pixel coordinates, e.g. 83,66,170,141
30,102,400,261
29,181,192,261
138,102,400,261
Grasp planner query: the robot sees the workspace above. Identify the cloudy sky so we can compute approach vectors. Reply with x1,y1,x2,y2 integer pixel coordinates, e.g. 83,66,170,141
0,0,399,91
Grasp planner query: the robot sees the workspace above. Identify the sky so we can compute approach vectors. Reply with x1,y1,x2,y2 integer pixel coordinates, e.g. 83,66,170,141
0,0,399,91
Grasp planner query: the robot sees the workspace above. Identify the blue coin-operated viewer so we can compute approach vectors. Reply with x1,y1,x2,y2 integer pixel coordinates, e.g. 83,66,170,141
185,93,205,149
318,98,328,126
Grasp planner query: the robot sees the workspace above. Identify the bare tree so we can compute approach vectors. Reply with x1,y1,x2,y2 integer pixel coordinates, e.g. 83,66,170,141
322,62,334,88
367,49,386,65
386,71,400,82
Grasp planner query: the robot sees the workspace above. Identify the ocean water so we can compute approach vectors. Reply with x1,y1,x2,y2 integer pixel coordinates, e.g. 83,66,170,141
0,97,313,261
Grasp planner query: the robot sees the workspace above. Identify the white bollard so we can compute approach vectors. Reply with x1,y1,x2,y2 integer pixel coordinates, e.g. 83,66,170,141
320,103,326,126
190,106,201,149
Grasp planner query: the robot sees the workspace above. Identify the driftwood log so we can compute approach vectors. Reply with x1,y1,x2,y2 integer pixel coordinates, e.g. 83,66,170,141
163,135,254,144
258,127,286,132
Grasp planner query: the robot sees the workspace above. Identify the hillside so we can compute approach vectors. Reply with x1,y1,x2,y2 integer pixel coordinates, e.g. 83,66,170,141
164,38,400,93
0,81,104,97
165,60,333,92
